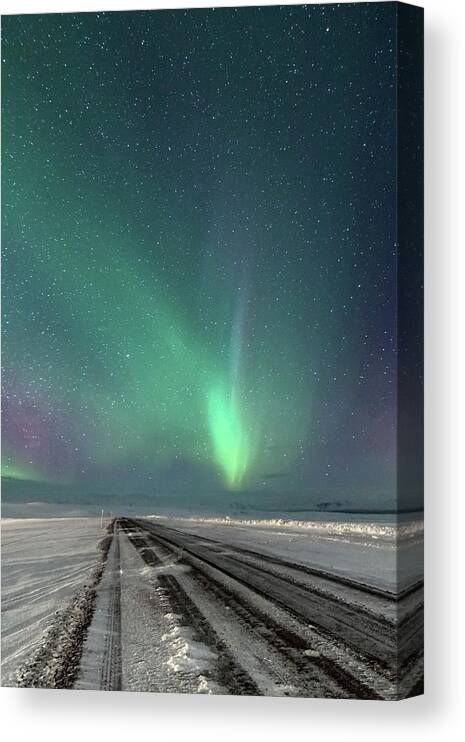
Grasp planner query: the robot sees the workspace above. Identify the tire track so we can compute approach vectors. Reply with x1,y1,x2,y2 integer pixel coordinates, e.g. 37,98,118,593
74,524,122,691
121,520,387,698
99,529,122,691
127,530,261,695
125,519,408,667
120,517,423,699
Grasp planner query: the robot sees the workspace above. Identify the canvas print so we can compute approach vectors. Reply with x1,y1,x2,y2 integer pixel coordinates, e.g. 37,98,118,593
1,3,424,699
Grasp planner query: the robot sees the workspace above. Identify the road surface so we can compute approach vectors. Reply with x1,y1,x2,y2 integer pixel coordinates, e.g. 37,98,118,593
76,518,423,699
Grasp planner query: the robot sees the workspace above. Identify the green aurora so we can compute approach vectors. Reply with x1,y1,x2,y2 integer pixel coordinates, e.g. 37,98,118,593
2,157,312,492
1,6,410,510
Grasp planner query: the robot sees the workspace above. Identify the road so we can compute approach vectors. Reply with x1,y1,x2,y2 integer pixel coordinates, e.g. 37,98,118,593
78,517,424,699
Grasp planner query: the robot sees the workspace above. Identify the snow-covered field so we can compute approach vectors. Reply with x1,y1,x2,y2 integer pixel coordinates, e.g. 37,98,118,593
147,513,423,592
1,517,104,685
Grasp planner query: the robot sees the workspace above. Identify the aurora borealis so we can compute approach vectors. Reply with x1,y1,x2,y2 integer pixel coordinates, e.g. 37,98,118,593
1,4,418,512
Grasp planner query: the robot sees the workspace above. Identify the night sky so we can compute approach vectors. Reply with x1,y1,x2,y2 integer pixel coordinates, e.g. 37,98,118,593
2,4,408,512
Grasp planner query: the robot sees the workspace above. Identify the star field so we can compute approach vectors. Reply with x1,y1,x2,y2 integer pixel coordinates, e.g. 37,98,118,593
2,4,405,510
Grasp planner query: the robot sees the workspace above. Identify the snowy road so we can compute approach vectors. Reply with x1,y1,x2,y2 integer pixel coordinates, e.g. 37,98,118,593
2,516,423,698
83,518,423,699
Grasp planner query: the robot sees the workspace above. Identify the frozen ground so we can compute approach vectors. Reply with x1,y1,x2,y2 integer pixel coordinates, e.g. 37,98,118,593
114,517,423,698
1,512,423,697
145,513,423,592
1,517,105,685
118,529,222,694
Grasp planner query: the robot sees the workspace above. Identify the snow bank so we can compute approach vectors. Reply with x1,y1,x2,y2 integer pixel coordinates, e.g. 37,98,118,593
147,513,423,541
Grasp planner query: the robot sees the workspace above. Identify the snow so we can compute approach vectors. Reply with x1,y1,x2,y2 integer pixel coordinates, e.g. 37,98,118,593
146,513,423,592
139,551,191,576
1,517,105,686
163,624,217,674
140,536,382,697
118,528,224,694
147,512,420,539
74,533,121,691
2,512,423,695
